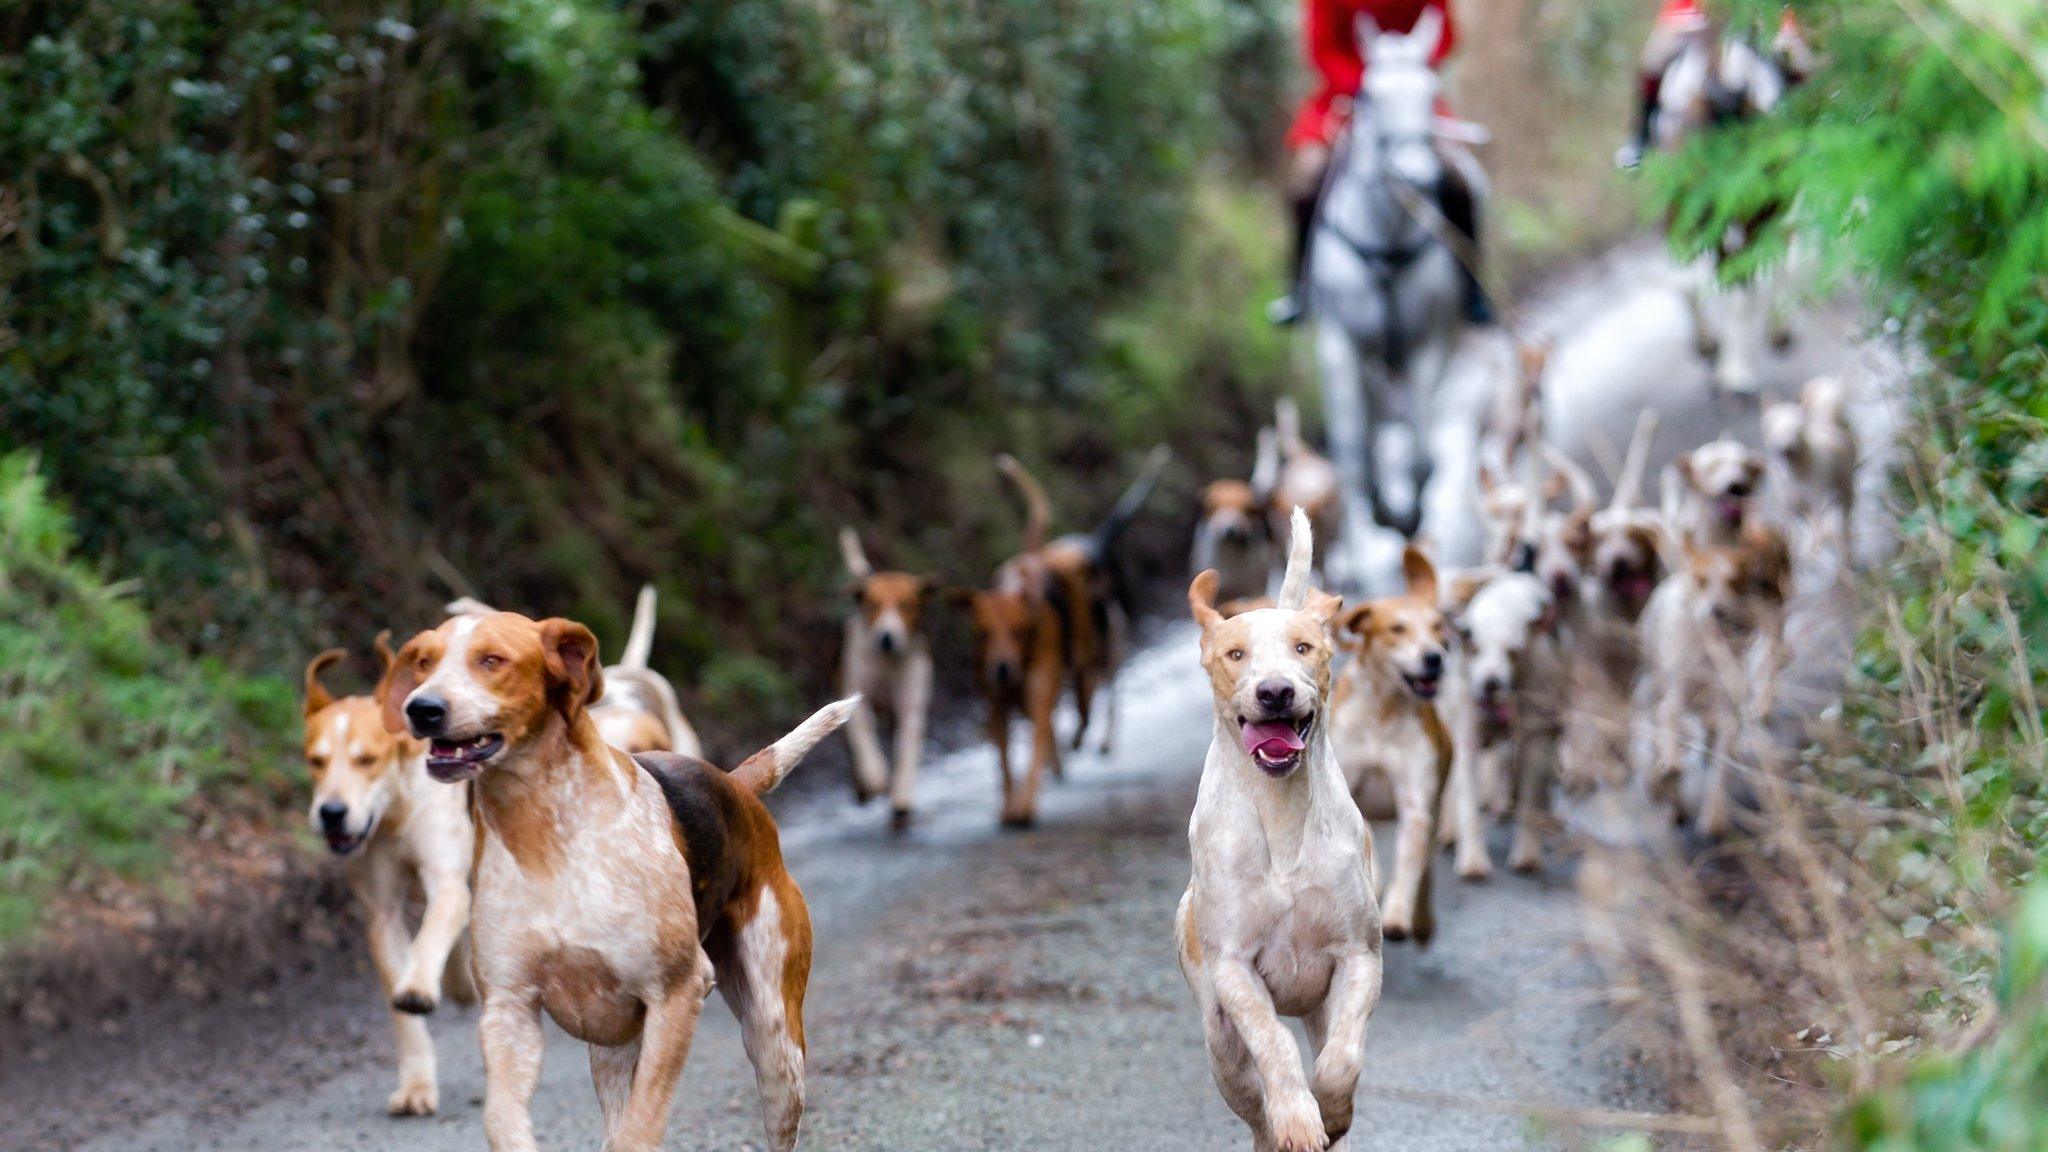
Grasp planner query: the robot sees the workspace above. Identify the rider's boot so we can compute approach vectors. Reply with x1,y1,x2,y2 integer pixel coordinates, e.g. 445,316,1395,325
1438,175,1494,327
1265,192,1317,328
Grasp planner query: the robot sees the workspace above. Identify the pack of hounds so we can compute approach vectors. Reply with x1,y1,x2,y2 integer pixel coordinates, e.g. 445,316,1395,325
294,355,1854,1151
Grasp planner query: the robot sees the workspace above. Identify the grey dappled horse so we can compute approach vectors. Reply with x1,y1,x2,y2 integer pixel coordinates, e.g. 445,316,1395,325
1308,16,1467,554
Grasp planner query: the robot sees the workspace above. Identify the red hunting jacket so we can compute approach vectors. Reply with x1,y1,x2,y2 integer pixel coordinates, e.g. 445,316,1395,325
1286,0,1456,151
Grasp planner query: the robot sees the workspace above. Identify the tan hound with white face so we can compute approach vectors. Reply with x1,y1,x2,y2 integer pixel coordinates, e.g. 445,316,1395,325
301,637,476,1117
1178,508,1382,1152
1193,478,1276,607
838,528,935,831
1330,546,1455,944
1638,524,1792,836
379,610,855,1152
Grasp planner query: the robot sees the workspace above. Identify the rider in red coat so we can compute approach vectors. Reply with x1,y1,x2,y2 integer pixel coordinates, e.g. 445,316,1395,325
1272,0,1488,327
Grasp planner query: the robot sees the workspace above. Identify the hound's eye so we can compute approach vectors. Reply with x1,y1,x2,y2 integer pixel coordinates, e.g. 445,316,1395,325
307,756,327,769
1227,648,1246,662
355,753,376,767
1389,623,1407,636
1295,642,1313,655
478,653,505,670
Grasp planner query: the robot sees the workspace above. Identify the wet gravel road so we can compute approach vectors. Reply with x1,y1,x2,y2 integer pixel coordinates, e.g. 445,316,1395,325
1,242,1892,1151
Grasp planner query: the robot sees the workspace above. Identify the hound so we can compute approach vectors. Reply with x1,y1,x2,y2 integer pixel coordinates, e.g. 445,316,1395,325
1638,524,1792,835
960,448,1168,826
1762,375,1858,558
1269,398,1343,575
1559,413,1667,793
1439,570,1563,875
838,528,935,830
301,636,475,1117
1180,508,1381,1152
1330,546,1454,943
1193,476,1276,608
447,587,701,756
1663,438,1767,549
379,610,855,1152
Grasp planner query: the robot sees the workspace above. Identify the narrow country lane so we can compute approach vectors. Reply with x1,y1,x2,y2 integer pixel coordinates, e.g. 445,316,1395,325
3,241,1893,1151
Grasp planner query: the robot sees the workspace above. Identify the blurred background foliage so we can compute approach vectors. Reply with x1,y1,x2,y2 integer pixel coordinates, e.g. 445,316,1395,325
0,0,1298,717
0,453,296,940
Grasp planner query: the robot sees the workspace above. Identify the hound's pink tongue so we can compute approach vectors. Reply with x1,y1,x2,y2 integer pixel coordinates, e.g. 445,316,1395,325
1241,721,1304,760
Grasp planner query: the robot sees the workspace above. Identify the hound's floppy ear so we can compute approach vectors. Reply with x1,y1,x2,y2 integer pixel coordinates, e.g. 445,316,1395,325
303,648,347,718
1189,569,1224,631
1444,570,1492,614
372,630,397,678
1401,545,1439,603
943,586,981,609
377,632,429,735
1336,602,1374,646
539,618,604,722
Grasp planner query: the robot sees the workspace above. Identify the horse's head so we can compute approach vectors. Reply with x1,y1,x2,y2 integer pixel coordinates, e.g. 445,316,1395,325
1352,13,1443,191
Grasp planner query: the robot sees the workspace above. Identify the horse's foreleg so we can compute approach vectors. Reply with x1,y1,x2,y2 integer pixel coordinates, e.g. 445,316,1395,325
1315,322,1379,581
1685,257,1721,363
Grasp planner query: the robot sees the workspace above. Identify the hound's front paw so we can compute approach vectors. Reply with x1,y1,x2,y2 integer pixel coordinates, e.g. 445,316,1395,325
392,972,440,1015
1268,1093,1330,1152
1456,847,1492,882
1379,893,1413,943
1509,836,1543,875
387,1077,438,1117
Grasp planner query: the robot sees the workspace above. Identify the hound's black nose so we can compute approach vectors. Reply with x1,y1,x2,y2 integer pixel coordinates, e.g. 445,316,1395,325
1726,479,1752,498
317,801,349,831
991,661,1019,688
1480,675,1505,697
1510,542,1536,573
877,632,899,655
405,695,449,734
1420,651,1444,678
1255,680,1295,713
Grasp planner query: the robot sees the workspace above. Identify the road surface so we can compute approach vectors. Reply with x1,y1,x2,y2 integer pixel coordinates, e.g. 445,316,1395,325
0,241,1894,1151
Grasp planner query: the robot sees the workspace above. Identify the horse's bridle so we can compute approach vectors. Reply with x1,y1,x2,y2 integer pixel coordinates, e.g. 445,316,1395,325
1316,95,1443,375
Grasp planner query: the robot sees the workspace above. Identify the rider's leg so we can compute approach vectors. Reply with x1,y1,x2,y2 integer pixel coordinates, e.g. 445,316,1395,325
1621,24,1686,168
1436,163,1491,327
1268,144,1331,327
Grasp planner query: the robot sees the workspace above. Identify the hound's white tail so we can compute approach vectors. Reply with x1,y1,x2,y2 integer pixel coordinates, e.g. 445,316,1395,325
1277,507,1314,610
444,596,497,617
1608,410,1661,513
732,696,862,796
838,527,874,580
1541,444,1598,511
619,585,658,671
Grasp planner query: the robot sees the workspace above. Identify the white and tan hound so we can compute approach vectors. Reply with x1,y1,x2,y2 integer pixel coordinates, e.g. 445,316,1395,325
379,611,854,1152
1179,508,1382,1152
301,636,475,1117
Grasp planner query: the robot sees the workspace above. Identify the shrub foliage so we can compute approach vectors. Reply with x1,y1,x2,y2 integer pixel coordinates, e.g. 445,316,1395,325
0,0,1288,693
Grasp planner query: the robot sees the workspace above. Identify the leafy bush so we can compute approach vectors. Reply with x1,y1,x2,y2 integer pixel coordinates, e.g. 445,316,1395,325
0,0,1290,685
0,453,295,941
